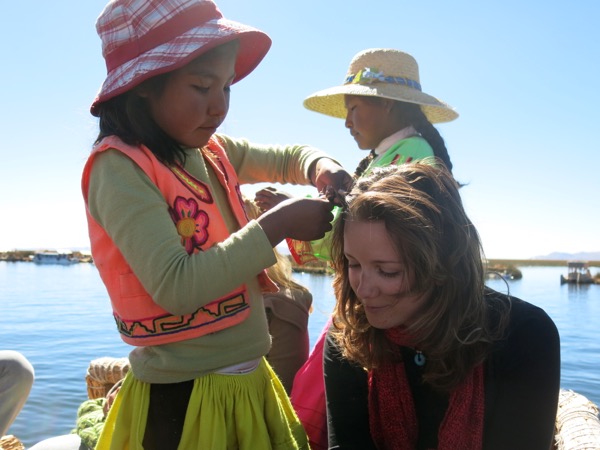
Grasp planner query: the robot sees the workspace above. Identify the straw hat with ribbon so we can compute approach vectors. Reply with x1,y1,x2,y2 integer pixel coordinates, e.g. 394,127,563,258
91,0,271,116
304,48,458,124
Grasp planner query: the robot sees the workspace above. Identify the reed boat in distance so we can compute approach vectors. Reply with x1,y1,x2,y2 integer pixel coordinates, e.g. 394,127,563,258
560,261,594,285
32,250,79,265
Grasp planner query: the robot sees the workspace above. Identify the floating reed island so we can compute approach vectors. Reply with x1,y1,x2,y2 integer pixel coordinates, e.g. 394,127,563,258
289,256,331,274
0,250,92,263
289,257,600,283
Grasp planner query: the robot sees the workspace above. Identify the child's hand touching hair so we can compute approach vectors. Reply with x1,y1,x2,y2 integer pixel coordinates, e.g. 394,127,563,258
257,197,335,247
309,158,353,201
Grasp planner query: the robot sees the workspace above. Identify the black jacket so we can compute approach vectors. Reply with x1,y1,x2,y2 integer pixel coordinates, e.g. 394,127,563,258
324,288,561,450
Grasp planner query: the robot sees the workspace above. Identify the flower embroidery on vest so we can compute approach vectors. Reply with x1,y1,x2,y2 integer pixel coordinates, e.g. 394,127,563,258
169,196,209,254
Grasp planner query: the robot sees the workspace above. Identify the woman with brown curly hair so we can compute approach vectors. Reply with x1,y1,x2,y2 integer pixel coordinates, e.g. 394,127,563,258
324,163,560,450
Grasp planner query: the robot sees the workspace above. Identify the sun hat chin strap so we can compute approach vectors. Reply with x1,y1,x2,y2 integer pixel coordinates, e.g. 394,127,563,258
104,2,221,72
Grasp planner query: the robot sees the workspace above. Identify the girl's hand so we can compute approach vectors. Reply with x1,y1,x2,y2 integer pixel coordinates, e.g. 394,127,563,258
254,187,292,212
310,158,353,199
257,197,334,247
103,378,123,417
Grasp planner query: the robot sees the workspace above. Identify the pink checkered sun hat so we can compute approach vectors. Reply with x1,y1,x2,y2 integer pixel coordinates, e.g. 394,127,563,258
91,0,272,116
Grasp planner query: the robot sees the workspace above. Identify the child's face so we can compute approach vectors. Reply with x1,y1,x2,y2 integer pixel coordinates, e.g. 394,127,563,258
344,95,398,150
141,42,238,148
344,220,427,329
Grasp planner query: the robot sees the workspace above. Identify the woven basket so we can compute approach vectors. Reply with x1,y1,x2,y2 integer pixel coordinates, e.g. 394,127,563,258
0,435,25,450
86,356,130,399
554,389,600,450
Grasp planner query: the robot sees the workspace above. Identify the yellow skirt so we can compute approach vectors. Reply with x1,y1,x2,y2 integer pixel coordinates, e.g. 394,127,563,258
95,358,309,450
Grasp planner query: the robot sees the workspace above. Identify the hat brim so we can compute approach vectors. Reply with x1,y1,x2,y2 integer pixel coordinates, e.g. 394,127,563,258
303,84,458,124
91,17,271,116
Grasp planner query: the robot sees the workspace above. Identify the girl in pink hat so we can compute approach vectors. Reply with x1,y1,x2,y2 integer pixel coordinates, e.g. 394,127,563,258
82,0,352,448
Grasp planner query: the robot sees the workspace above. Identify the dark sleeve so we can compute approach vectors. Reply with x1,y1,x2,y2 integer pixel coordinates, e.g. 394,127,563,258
323,327,377,450
483,298,561,450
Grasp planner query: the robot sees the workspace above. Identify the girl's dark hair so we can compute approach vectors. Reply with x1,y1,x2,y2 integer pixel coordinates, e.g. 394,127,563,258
408,103,453,172
353,99,454,178
94,73,186,166
354,149,376,178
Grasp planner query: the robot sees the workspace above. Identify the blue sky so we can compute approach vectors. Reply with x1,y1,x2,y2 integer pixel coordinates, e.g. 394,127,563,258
0,1,598,259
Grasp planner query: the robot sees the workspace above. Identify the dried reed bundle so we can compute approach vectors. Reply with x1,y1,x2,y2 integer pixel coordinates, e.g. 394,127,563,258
85,356,130,399
0,435,24,450
554,389,600,450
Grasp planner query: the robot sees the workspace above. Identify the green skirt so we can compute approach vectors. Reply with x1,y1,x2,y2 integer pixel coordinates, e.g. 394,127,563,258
95,358,309,450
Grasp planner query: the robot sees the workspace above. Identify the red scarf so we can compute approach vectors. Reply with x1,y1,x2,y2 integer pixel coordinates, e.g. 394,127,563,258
368,328,484,450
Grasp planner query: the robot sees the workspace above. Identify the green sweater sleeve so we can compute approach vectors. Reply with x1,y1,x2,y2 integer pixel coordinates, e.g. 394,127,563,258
216,134,336,186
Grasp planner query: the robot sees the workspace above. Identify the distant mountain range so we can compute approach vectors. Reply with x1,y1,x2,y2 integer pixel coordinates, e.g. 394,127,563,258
533,251,600,261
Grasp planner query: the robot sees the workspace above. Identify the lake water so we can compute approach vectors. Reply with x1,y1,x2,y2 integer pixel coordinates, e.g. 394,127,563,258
1,262,599,447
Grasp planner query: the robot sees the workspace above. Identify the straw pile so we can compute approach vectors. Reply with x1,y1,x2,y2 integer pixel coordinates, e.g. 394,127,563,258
0,435,24,450
555,389,600,449
85,356,130,399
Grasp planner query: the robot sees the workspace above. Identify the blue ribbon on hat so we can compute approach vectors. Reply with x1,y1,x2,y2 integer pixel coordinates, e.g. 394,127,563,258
346,68,422,91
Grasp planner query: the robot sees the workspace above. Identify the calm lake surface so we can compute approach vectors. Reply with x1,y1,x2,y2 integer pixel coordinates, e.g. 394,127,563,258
1,262,599,447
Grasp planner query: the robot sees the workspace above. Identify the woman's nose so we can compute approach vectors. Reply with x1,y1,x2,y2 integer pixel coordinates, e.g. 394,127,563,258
355,272,377,299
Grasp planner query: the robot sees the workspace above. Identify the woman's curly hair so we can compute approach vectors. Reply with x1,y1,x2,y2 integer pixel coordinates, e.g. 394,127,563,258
329,161,508,392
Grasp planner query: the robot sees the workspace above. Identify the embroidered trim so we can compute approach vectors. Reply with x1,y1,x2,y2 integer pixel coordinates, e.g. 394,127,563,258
115,290,250,340
171,165,213,203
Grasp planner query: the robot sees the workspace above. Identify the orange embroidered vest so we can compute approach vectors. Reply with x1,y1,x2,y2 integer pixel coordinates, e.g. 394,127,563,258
82,135,277,346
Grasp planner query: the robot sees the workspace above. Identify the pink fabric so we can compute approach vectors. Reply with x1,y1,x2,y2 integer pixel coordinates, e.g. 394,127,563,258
290,318,331,450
